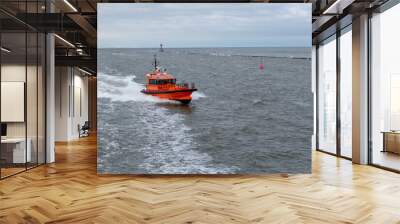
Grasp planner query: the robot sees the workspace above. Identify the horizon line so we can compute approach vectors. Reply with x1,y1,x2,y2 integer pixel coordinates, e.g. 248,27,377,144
98,46,311,49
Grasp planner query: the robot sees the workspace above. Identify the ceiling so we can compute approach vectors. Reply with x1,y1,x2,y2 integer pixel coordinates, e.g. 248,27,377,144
311,0,391,43
0,0,394,73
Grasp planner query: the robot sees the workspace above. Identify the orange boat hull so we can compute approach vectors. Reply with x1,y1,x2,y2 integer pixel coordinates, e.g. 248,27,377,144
141,89,197,104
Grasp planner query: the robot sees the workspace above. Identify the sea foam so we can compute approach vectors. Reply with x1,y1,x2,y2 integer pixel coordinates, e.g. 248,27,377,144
98,72,168,103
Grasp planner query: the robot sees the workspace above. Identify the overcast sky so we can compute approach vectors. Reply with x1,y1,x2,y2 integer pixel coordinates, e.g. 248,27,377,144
98,4,311,48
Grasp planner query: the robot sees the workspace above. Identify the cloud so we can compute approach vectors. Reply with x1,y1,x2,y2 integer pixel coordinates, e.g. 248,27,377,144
98,3,311,48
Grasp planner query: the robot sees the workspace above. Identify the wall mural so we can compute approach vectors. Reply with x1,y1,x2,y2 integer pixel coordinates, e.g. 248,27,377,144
97,3,313,174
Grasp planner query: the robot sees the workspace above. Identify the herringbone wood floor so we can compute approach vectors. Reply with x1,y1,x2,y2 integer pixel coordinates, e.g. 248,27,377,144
1,135,400,224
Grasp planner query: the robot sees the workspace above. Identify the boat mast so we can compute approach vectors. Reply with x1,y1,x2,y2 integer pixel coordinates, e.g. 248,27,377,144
154,54,158,70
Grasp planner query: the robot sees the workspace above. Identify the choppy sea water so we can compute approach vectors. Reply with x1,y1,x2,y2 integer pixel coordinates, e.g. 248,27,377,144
97,47,312,174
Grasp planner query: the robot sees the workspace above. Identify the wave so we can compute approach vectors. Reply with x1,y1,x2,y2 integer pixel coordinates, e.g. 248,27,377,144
231,54,311,60
111,52,127,56
252,98,264,105
192,91,207,100
98,72,236,174
135,106,238,174
98,72,171,103
210,52,232,57
98,72,206,103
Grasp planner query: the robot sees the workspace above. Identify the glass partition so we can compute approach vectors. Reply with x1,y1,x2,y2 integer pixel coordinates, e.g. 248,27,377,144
27,30,38,169
317,35,337,154
370,3,400,171
1,30,28,177
26,0,43,169
339,26,352,158
0,2,46,179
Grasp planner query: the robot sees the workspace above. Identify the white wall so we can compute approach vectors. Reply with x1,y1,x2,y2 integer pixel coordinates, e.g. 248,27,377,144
1,63,46,164
55,66,70,141
71,73,89,138
1,65,26,129
1,82,25,122
55,67,89,141
1,65,40,138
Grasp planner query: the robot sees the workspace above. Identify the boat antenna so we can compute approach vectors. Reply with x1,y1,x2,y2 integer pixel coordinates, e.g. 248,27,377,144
153,54,158,70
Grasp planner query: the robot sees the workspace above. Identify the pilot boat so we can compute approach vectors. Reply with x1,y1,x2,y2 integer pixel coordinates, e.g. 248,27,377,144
141,56,197,104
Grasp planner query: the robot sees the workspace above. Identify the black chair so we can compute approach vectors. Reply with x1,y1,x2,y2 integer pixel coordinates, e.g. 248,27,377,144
79,121,90,138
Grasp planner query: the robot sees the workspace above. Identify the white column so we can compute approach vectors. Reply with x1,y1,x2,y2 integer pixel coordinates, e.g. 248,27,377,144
352,14,369,164
46,33,55,163
312,45,317,150
45,0,56,163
